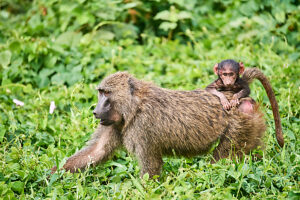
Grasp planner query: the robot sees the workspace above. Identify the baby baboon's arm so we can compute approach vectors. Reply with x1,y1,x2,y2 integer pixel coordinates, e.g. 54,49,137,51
206,82,231,110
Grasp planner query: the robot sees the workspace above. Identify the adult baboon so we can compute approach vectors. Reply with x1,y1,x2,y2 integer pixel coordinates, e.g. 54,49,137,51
51,70,279,177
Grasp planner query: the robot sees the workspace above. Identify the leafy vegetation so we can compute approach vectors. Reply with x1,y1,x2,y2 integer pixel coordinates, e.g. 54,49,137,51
0,0,299,199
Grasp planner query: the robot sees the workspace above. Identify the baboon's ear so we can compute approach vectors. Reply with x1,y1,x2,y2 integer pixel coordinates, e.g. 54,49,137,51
239,62,245,74
128,78,136,95
213,63,219,75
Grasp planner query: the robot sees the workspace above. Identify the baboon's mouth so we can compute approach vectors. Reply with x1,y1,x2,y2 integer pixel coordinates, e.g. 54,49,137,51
100,119,114,126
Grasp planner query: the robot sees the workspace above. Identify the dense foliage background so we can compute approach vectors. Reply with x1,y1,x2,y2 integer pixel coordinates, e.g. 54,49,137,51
0,0,299,199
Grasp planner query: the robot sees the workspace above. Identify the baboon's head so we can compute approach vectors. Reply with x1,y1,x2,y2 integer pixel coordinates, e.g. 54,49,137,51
93,72,141,126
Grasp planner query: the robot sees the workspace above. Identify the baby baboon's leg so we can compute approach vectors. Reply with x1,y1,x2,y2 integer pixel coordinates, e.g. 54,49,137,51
53,125,121,173
238,98,256,114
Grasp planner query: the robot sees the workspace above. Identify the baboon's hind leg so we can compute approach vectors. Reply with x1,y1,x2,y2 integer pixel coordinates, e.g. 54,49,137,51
212,122,264,163
211,134,234,163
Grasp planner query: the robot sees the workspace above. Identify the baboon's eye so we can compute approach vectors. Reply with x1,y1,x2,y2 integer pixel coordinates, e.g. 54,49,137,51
99,89,110,97
103,91,110,96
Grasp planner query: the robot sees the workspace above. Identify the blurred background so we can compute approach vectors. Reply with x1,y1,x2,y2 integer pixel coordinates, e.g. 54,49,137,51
0,0,299,88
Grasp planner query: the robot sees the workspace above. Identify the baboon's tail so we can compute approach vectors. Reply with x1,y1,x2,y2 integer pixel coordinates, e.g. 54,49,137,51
242,68,284,147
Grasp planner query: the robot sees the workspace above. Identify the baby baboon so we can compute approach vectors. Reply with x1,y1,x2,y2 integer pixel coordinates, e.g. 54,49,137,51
51,70,280,177
206,60,284,147
206,59,251,111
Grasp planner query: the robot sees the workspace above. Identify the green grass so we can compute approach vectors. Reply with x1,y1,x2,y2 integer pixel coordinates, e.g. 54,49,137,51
0,41,299,199
0,0,299,199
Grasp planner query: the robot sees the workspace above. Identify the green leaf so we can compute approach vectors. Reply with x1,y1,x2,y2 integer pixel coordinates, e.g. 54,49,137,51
11,181,24,194
274,10,286,23
158,22,177,31
51,73,66,85
28,14,42,29
77,13,95,25
129,173,145,196
142,173,149,181
36,68,55,88
44,56,58,68
154,10,170,21
0,50,12,67
0,125,5,142
123,2,138,9
177,11,192,20
66,72,82,86
49,173,59,186
80,33,93,45
9,41,21,53
56,31,82,48
35,132,55,146
286,129,295,140
239,0,259,16
96,30,115,41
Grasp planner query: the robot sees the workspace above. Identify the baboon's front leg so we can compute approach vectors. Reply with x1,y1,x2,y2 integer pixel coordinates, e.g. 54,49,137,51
51,125,121,173
135,147,163,178
139,155,163,178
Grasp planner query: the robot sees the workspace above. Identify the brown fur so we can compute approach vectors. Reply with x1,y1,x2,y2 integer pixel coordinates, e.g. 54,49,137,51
51,72,267,177
242,68,284,147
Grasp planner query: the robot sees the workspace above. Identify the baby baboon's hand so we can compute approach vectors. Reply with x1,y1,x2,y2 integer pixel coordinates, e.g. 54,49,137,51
230,99,239,107
220,98,231,110
230,94,240,107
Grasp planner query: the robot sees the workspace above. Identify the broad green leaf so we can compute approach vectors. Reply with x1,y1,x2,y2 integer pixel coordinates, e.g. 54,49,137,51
9,41,21,53
228,17,247,28
96,30,115,41
28,14,42,29
177,11,192,20
0,50,12,67
154,10,170,21
168,0,185,7
80,33,93,45
142,173,149,181
158,22,177,31
123,2,138,9
274,10,286,23
59,3,77,12
239,0,259,16
66,73,82,86
44,56,58,68
36,68,55,88
77,13,95,25
51,73,66,85
237,30,260,41
35,132,55,146
11,181,24,194
56,31,82,48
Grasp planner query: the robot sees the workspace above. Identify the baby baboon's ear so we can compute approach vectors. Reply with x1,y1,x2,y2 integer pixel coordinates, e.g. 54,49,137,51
213,63,219,75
